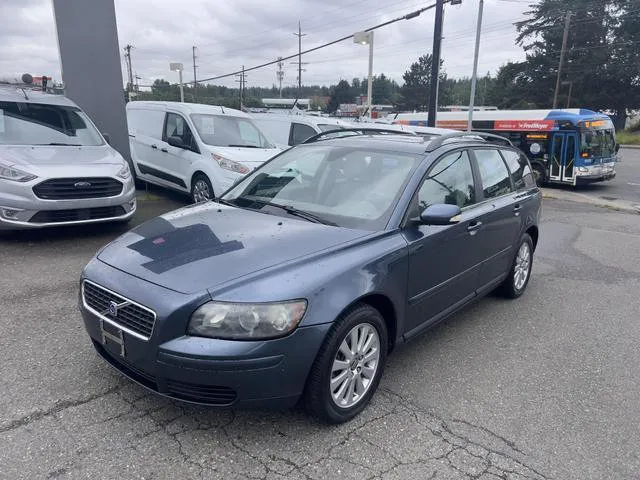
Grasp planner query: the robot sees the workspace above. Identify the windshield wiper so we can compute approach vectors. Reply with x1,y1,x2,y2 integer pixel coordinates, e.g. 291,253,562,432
217,198,237,207
227,144,260,148
44,142,81,146
261,201,336,226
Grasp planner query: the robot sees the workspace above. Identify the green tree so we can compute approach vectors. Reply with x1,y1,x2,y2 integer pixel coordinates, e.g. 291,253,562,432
327,80,356,113
400,54,446,111
514,0,640,127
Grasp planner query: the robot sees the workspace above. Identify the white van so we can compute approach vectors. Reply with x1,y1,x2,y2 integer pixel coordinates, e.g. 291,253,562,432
250,113,354,148
127,101,281,202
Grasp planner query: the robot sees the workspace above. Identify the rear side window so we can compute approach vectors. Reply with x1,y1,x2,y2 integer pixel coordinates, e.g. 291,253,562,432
290,123,317,145
418,150,476,210
128,108,165,139
500,149,536,189
474,149,513,199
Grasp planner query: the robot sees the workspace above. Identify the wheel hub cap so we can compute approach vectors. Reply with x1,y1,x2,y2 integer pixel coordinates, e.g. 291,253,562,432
330,323,380,409
514,242,531,290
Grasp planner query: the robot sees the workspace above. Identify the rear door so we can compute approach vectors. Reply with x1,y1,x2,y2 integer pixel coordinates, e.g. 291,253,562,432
469,148,521,294
403,149,485,337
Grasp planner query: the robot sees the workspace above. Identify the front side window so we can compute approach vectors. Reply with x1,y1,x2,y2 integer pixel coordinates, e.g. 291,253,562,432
164,112,196,150
474,149,513,199
418,150,476,211
500,149,535,189
222,145,421,230
0,101,103,146
190,114,274,148
291,123,317,145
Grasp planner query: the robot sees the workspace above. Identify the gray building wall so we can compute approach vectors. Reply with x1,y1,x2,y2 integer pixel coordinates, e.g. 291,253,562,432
52,0,131,163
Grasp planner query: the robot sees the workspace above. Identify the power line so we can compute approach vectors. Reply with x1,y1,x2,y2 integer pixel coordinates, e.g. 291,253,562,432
196,1,454,84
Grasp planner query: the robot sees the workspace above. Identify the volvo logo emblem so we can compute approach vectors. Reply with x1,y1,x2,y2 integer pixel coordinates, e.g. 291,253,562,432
108,301,119,316
74,181,91,188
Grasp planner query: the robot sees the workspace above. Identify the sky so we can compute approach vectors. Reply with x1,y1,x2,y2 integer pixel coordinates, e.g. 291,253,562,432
0,0,533,90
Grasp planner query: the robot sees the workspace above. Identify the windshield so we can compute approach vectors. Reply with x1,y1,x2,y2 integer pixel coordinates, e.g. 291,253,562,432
581,127,617,159
222,144,421,230
0,101,104,146
190,114,274,148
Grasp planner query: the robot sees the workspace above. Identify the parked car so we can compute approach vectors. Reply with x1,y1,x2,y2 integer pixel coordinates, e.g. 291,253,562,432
79,129,541,423
127,101,281,202
0,86,136,229
250,112,354,148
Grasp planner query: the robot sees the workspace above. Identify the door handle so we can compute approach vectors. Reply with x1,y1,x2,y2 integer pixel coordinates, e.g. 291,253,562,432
160,147,168,153
151,144,158,149
467,221,483,235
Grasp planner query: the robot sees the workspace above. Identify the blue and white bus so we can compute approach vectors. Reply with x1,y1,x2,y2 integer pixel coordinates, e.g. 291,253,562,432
392,109,619,186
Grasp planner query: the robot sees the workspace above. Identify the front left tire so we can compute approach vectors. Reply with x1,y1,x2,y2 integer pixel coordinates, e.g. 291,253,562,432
304,304,388,424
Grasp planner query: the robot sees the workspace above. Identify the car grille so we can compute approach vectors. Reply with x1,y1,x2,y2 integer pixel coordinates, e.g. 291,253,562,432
33,177,123,200
29,206,126,224
83,281,156,339
165,379,237,405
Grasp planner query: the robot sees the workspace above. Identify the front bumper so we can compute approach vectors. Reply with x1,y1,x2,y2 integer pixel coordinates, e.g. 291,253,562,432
79,261,330,408
575,164,617,184
0,178,136,229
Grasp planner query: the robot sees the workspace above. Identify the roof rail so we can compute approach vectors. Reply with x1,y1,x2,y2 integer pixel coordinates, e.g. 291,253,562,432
302,127,416,144
424,131,513,152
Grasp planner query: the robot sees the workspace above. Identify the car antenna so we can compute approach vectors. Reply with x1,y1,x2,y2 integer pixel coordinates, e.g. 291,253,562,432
19,73,33,100
19,87,29,100
221,105,225,114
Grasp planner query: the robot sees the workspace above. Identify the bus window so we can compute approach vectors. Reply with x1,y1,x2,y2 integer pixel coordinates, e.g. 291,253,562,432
581,129,616,159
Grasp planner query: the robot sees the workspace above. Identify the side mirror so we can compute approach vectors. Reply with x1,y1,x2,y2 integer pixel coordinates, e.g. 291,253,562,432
167,135,185,148
419,204,462,226
102,133,111,145
615,143,620,154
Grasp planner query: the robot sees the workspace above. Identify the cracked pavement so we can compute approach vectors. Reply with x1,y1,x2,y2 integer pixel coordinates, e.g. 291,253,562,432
1,188,639,480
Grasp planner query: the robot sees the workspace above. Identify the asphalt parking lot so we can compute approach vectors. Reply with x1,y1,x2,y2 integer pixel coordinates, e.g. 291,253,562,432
1,156,639,480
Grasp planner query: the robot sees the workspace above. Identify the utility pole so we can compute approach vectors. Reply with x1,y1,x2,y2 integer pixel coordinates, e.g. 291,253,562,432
427,0,444,127
553,11,572,109
192,45,198,102
236,66,247,110
291,22,307,100
123,44,134,101
276,57,285,98
468,0,484,131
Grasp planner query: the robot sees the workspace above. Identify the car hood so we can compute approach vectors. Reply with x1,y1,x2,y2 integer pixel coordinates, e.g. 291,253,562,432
206,146,281,167
97,202,370,294
0,145,123,167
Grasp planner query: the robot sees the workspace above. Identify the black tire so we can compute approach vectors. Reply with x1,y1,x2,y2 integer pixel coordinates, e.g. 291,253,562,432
532,164,547,186
498,233,534,299
191,173,214,203
304,304,388,424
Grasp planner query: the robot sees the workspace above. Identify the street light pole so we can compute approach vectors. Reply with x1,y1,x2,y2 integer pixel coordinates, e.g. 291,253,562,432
354,31,374,120
468,0,484,131
170,63,185,103
367,32,374,119
553,11,572,109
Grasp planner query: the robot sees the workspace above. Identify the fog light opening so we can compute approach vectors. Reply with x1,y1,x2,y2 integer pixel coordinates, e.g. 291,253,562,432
0,207,23,220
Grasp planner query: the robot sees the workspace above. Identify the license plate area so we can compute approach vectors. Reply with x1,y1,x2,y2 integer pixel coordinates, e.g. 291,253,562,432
100,319,126,357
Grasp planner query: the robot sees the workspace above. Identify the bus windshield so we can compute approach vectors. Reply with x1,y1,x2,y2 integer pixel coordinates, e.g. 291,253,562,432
581,125,617,159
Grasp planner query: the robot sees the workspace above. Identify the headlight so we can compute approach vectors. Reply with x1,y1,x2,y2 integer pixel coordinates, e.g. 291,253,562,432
117,162,131,179
212,154,250,174
188,300,307,340
0,163,37,182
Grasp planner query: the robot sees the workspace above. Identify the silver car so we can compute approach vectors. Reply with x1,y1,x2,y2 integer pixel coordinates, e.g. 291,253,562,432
0,87,136,229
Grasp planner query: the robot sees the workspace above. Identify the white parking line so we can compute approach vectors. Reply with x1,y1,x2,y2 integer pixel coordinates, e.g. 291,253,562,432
628,182,640,186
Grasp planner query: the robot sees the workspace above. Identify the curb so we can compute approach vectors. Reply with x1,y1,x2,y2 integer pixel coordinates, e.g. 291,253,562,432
621,145,640,150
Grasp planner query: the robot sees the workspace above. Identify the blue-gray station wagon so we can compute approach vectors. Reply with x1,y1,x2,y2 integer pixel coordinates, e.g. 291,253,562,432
80,129,542,423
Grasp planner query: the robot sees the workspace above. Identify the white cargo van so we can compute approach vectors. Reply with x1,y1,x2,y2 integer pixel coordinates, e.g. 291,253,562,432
250,113,353,148
127,101,281,202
